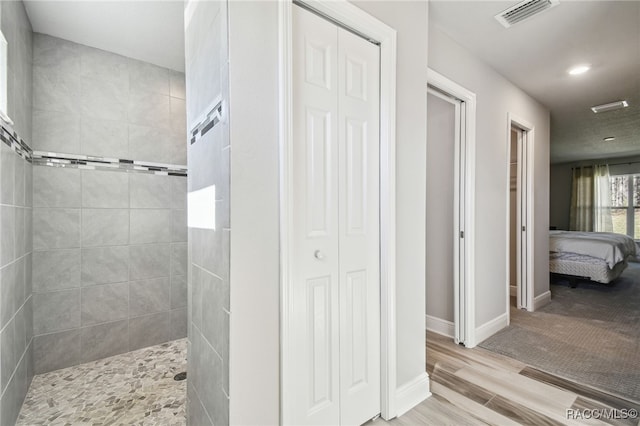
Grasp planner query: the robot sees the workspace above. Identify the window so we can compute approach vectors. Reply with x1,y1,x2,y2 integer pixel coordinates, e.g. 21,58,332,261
609,174,640,239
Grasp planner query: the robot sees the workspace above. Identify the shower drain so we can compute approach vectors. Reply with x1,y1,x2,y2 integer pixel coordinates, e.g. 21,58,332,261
174,372,187,381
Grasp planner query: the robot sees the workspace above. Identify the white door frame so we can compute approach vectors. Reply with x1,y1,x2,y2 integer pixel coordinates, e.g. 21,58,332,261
278,1,398,421
427,69,477,348
505,113,535,316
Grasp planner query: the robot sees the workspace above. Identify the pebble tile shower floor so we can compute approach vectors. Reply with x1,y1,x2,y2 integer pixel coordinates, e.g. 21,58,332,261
17,339,187,425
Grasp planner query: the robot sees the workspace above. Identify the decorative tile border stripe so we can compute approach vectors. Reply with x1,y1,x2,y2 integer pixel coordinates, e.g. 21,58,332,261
31,151,188,176
190,99,223,145
2,122,188,176
1,123,33,162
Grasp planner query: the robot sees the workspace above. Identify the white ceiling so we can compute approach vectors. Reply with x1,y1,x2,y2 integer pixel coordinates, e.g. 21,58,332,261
430,0,640,164
23,1,185,72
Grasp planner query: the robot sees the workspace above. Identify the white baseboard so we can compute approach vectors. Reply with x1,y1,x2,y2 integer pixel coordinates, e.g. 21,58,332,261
474,313,508,346
533,290,551,311
395,372,431,417
425,315,454,338
509,285,517,297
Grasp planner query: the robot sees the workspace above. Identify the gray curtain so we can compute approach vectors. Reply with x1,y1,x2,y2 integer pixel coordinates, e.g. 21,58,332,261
569,165,612,232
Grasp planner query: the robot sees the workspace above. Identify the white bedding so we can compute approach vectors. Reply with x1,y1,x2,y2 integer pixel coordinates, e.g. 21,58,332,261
549,230,636,268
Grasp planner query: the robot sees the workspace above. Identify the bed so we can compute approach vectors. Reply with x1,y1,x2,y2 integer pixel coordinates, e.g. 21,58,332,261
549,230,637,285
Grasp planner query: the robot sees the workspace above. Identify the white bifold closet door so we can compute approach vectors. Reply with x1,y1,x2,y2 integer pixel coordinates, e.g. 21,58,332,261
289,5,380,425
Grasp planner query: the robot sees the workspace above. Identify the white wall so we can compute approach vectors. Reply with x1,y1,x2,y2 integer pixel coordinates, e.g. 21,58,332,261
428,27,550,331
227,1,429,423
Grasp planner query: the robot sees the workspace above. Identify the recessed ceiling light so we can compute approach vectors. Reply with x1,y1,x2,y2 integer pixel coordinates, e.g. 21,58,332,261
591,100,629,113
568,64,590,75
603,137,615,142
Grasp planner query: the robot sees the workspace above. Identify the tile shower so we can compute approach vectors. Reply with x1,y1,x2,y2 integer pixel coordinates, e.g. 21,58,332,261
0,1,190,423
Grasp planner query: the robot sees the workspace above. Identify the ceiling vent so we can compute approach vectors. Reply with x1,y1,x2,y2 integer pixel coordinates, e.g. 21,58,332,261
495,0,560,28
590,100,629,114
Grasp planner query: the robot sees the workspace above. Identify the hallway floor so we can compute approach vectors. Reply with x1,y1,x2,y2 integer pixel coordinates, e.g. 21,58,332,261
17,339,187,425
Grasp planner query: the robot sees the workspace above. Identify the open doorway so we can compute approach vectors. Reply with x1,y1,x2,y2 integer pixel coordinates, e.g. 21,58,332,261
506,115,535,318
425,69,477,347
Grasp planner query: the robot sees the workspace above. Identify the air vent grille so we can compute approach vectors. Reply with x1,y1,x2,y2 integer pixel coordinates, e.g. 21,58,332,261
591,101,629,114
495,0,559,28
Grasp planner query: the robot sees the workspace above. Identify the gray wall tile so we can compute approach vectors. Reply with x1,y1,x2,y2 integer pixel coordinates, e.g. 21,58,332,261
201,271,225,356
80,46,128,86
171,243,188,277
80,320,128,363
34,329,81,374
130,243,170,280
14,304,27,361
129,209,171,244
170,97,186,136
33,208,81,249
128,124,172,164
25,163,33,208
14,256,25,311
31,109,80,153
170,308,187,340
32,66,81,115
130,277,170,317
81,209,129,246
81,245,129,286
33,166,81,207
33,33,81,75
187,383,213,426
171,274,187,309
81,282,129,326
171,176,187,210
172,209,187,242
80,117,128,158
129,59,169,95
33,249,81,292
14,156,25,206
15,207,26,258
1,263,16,327
81,169,129,208
1,144,15,204
1,319,16,392
129,311,171,351
128,90,170,129
1,206,15,266
81,77,128,122
33,289,81,334
129,174,172,208
170,71,186,100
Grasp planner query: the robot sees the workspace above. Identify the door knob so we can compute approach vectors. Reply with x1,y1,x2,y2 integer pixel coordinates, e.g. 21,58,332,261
314,250,325,260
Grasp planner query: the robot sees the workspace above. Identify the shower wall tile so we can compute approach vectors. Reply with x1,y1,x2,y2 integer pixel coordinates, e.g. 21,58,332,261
33,166,81,207
1,2,34,420
129,173,172,208
81,282,129,326
171,243,188,277
33,208,81,249
1,206,16,266
128,90,171,129
80,117,128,158
33,289,81,334
130,243,170,280
129,311,171,351
129,59,170,95
81,208,129,246
33,249,81,292
80,319,129,363
31,109,80,154
171,274,187,309
81,77,128,122
129,277,171,317
34,329,81,374
30,34,188,376
81,169,129,208
1,143,15,204
170,308,188,341
129,209,172,244
172,209,187,242
81,245,129,286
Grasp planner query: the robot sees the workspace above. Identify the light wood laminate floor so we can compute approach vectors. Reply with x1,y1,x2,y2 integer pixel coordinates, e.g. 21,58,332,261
373,332,639,426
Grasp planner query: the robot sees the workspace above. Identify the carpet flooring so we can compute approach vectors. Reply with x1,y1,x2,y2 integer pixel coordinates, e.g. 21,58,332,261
479,262,640,403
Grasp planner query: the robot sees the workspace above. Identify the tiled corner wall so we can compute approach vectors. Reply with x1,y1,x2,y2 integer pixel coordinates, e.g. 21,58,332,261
30,34,189,375
31,167,188,373
1,1,35,425
185,1,230,425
